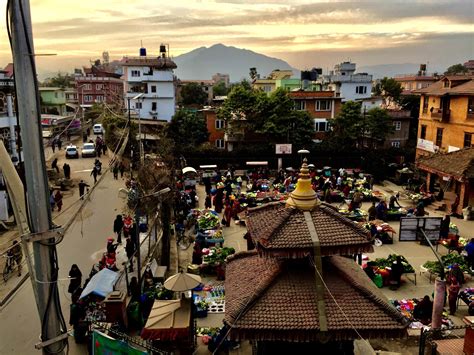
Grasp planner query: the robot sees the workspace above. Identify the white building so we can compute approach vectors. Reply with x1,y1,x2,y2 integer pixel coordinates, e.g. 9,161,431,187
317,62,372,102
121,46,177,121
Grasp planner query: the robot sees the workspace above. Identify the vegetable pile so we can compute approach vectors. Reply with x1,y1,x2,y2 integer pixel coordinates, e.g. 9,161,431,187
423,253,470,274
203,247,236,266
197,212,220,230
374,254,415,273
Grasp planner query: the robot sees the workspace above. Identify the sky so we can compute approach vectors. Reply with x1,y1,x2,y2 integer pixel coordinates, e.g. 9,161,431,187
0,0,473,77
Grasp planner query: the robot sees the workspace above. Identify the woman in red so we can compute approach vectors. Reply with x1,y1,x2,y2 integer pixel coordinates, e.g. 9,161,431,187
224,202,232,227
54,190,63,212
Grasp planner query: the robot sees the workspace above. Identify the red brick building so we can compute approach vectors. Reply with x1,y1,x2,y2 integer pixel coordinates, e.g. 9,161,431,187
203,108,226,149
289,91,342,141
75,66,123,107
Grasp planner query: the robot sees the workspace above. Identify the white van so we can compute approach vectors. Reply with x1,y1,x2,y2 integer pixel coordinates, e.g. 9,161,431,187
93,124,104,135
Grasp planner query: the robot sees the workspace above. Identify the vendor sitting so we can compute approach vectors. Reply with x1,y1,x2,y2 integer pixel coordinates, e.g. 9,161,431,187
364,262,376,280
413,295,433,325
389,192,401,210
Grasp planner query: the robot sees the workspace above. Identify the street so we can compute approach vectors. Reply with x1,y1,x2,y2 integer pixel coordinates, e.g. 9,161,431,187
0,141,126,354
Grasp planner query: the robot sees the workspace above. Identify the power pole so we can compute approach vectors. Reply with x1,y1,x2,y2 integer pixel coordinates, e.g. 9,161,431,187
9,1,67,354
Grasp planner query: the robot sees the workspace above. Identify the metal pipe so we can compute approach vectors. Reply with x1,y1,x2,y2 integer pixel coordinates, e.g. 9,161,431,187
9,1,65,353
6,94,18,162
432,278,446,329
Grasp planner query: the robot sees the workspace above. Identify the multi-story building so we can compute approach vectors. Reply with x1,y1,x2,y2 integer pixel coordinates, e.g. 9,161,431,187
415,75,474,157
0,68,18,161
203,107,226,150
39,87,67,116
121,46,177,121
289,91,342,142
394,65,438,95
253,70,294,93
177,79,214,103
75,65,123,108
212,73,230,87
317,62,372,102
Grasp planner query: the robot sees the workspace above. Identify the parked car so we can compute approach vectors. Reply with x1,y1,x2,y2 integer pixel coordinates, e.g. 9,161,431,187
81,143,96,158
65,145,79,159
93,124,104,135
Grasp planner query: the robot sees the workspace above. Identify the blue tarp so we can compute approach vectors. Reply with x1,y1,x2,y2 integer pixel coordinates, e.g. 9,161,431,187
79,268,118,299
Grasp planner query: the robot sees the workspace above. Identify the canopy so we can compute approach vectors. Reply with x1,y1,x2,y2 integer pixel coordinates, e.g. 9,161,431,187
141,299,191,341
182,167,197,174
164,272,201,291
79,268,118,299
199,165,217,169
246,161,268,166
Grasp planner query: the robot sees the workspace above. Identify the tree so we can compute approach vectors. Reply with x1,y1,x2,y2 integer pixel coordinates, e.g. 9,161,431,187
328,101,363,149
213,81,229,97
249,67,258,80
374,77,402,106
42,72,74,88
444,63,468,76
166,110,209,149
179,83,208,106
364,107,394,148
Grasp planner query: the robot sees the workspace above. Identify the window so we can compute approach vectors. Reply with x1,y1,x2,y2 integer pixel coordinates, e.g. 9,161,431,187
420,125,427,139
443,80,450,88
356,86,367,94
315,100,331,111
464,133,472,148
131,70,140,77
294,100,306,111
436,128,443,147
263,85,272,93
422,96,429,113
215,119,224,129
468,97,474,115
54,92,58,98
84,84,92,90
95,96,105,102
151,102,157,111
391,141,401,148
393,121,401,131
96,84,103,90
151,85,157,93
314,119,329,132
215,139,225,149
135,102,142,109
84,95,93,102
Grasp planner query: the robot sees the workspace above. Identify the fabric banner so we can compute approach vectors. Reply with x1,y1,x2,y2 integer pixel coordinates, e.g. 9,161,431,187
92,330,147,355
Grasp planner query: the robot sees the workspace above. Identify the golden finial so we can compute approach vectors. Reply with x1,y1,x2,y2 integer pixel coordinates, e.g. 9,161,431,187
286,158,320,210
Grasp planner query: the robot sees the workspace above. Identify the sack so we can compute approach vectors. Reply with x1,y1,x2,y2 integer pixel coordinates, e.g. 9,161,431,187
461,250,468,257
373,274,384,288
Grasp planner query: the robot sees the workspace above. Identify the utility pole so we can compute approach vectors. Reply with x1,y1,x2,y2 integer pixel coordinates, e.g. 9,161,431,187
9,1,67,354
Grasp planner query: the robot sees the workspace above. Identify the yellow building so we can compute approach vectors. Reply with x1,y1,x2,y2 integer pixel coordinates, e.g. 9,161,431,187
252,70,293,93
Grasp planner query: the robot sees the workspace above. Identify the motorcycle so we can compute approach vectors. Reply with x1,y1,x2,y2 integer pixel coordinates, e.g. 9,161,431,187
99,252,118,271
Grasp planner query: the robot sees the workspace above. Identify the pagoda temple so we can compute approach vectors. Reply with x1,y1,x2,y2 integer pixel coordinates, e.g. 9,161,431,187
224,160,408,354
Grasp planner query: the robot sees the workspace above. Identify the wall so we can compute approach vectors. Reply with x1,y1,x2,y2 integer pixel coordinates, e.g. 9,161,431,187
339,82,372,102
40,90,66,105
204,110,225,148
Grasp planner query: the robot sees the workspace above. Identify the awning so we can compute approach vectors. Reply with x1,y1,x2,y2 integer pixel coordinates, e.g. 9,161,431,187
79,268,118,299
246,161,268,166
182,167,197,175
141,299,192,341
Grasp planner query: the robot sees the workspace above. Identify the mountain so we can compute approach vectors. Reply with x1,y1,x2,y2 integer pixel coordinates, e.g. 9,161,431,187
357,63,444,79
173,43,300,81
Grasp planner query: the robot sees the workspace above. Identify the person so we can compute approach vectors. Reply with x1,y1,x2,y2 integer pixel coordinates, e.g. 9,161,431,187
205,194,212,209
448,278,461,315
96,144,102,158
54,190,63,212
368,202,376,221
389,192,401,210
78,180,89,199
390,256,403,289
90,166,98,183
223,201,232,227
113,215,124,243
214,188,224,213
119,162,125,178
63,163,71,179
51,158,59,173
57,138,62,150
376,200,388,221
192,242,203,265
440,215,451,239
415,200,425,217
352,190,363,210
465,238,474,271
125,237,135,272
51,139,56,153
129,276,141,300
49,192,56,211
68,264,82,294
364,262,376,280
451,194,460,215
83,131,88,143
413,295,433,325
448,263,464,285
8,240,22,276
94,159,102,175
102,143,107,155
106,237,119,255
112,164,119,180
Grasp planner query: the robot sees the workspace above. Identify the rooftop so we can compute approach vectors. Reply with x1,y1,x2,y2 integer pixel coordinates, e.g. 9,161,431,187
289,91,339,99
415,76,474,96
121,56,177,70
417,148,474,182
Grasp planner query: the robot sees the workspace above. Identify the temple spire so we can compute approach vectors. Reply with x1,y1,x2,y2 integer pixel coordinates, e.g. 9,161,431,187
286,158,320,211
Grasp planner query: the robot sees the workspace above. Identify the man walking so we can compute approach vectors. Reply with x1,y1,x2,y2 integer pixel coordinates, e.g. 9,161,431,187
51,158,59,173
113,215,124,244
119,162,125,178
51,139,56,153
57,138,62,150
90,166,98,183
78,180,89,199
113,164,119,180
63,163,71,179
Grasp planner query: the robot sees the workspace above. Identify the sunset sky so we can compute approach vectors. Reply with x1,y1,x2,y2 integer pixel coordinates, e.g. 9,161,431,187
0,0,473,76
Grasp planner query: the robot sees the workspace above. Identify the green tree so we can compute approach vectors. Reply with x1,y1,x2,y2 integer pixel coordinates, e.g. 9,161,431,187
42,72,74,88
213,81,229,97
180,83,208,106
166,110,209,149
444,63,468,75
328,101,363,149
375,77,403,106
364,107,394,148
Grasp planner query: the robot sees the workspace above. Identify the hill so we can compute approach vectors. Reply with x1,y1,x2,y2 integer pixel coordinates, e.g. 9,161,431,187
173,43,300,81
358,63,444,79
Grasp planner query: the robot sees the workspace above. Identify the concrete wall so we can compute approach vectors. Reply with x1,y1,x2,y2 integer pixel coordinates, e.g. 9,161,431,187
339,82,372,102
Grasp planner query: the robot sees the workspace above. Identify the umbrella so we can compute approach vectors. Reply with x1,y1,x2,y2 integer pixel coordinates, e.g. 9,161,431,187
79,268,118,299
182,167,197,174
164,271,202,292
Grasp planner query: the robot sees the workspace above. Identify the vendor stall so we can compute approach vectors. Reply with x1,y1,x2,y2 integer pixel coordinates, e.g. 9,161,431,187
458,288,474,316
359,220,396,245
372,254,416,285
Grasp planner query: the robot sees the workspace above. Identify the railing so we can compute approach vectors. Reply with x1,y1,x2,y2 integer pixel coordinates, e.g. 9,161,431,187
431,108,450,121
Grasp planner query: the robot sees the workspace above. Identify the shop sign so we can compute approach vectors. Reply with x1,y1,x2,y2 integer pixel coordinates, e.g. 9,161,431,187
417,138,434,152
276,144,292,154
92,330,147,355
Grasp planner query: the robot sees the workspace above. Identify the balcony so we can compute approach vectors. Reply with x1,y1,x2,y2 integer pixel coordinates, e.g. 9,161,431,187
224,132,244,142
431,108,450,121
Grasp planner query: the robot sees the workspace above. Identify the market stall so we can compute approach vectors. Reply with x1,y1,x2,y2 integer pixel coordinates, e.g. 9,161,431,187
359,220,396,245
458,288,474,315
370,254,416,286
200,247,235,278
191,209,224,247
338,208,368,222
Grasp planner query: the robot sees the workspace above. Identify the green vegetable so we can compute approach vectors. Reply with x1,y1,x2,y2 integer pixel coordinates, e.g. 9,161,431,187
374,254,414,273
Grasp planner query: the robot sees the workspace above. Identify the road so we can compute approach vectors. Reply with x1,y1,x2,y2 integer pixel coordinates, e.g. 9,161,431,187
0,143,127,354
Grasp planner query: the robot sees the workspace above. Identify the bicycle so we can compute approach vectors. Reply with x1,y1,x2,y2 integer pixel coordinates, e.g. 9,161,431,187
176,225,194,250
2,254,15,283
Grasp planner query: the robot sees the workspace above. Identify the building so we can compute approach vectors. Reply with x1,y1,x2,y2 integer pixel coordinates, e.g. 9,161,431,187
464,60,474,75
0,68,18,162
317,62,372,102
121,46,177,121
177,79,214,104
394,65,438,95
39,87,67,116
415,75,474,157
211,73,230,87
75,64,124,108
203,108,226,150
224,162,407,354
385,109,411,149
289,91,342,141
253,69,294,93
